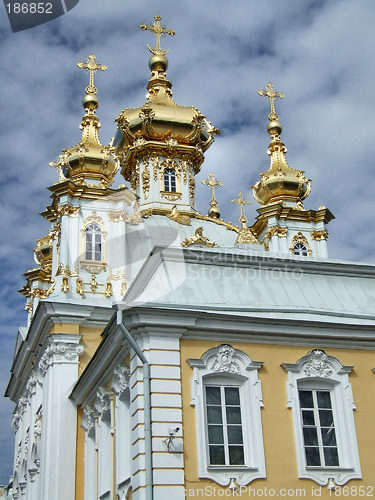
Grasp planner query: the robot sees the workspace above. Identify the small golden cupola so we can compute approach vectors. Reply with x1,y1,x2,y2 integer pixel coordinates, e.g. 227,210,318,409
114,15,219,214
253,82,310,208
51,54,119,189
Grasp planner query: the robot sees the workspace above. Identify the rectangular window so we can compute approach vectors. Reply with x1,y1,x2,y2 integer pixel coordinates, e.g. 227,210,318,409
205,385,244,466
299,389,339,467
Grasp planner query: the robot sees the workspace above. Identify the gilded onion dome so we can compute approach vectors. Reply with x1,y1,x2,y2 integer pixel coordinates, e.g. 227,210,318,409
114,15,220,180
253,83,311,206
50,55,119,189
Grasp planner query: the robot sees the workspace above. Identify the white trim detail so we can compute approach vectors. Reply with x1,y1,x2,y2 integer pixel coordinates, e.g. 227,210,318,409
282,349,361,486
187,344,265,487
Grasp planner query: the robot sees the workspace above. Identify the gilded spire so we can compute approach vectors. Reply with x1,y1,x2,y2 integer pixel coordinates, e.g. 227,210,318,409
140,15,175,56
258,82,284,121
231,193,257,244
77,54,107,95
252,82,310,207
50,54,118,189
231,192,251,228
202,173,223,219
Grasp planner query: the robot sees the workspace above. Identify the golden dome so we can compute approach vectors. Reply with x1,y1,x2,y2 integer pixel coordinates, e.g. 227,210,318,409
253,83,311,206
51,55,119,189
114,16,219,181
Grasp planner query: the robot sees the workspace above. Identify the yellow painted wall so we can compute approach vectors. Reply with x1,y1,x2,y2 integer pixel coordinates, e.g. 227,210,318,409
75,407,85,500
78,326,103,376
181,339,375,499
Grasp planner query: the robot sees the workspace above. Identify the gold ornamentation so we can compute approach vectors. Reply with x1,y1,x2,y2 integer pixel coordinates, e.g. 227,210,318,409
121,280,128,296
81,262,106,275
57,205,80,217
108,268,127,281
152,156,159,181
77,54,107,95
260,239,270,251
181,227,217,247
142,166,150,199
83,210,103,226
202,173,223,218
140,15,175,56
265,225,288,239
231,193,257,244
290,231,312,256
104,281,113,298
258,82,284,121
25,299,34,320
34,235,53,273
49,154,68,183
161,191,182,201
168,205,191,225
311,229,329,241
49,222,61,241
76,277,84,296
61,275,69,293
90,274,98,293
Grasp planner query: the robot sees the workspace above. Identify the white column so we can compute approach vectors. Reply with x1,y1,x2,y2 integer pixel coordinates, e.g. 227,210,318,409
38,334,84,500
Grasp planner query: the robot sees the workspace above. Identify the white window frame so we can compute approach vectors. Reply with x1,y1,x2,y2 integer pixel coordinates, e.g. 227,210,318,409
187,344,265,486
85,223,102,262
163,168,177,192
282,349,361,486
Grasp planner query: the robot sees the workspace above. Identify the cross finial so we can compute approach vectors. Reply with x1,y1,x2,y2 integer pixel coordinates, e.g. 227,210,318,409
231,192,252,227
202,173,223,207
77,54,107,95
258,82,284,121
140,15,175,56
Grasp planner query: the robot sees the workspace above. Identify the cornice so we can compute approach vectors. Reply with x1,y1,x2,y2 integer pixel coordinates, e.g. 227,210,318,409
251,203,335,237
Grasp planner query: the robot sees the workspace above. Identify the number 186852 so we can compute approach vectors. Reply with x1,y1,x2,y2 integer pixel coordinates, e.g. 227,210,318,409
6,3,53,14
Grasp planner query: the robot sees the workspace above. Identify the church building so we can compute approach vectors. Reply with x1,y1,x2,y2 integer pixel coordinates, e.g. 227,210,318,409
5,15,375,500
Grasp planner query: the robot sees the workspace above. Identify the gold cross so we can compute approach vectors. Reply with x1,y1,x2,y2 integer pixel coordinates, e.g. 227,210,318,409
77,54,107,95
231,192,251,223
258,82,284,120
202,173,223,207
140,15,175,56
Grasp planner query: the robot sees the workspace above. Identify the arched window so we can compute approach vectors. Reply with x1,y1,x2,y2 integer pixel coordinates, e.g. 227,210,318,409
282,349,361,486
293,242,309,256
187,344,265,486
163,169,177,192
85,223,102,261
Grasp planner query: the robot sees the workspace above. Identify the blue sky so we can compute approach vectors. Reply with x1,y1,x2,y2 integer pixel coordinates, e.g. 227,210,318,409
1,0,375,484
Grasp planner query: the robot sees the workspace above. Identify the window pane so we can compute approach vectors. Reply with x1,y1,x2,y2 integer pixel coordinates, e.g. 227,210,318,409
207,406,222,424
209,446,225,465
324,447,339,466
228,426,243,444
299,390,313,408
225,387,240,405
305,447,321,466
206,387,221,405
317,392,332,409
303,427,318,446
321,427,337,446
302,410,315,426
226,407,241,424
319,410,334,427
229,446,244,465
208,425,223,444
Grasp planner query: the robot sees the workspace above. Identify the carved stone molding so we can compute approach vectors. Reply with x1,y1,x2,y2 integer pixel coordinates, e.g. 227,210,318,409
94,387,112,417
302,349,333,378
38,336,84,376
12,396,29,431
210,344,241,375
81,406,96,433
26,372,38,397
111,364,130,396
